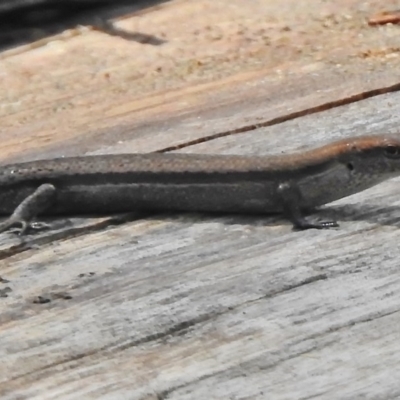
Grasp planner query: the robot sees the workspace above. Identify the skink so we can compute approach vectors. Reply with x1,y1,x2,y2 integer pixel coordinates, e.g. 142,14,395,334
1,134,400,234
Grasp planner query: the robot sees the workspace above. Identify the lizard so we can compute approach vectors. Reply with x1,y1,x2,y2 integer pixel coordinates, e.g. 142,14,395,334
0,135,399,234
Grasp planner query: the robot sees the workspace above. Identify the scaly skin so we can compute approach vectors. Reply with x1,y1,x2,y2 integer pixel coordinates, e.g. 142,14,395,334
0,134,399,233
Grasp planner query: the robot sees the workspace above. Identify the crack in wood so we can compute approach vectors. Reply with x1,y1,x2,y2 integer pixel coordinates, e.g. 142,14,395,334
138,339,337,400
156,82,400,153
261,274,329,300
144,308,400,399
2,312,222,385
113,312,220,351
0,212,144,261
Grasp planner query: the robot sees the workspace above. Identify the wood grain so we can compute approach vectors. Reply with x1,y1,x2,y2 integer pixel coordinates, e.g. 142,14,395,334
1,0,400,399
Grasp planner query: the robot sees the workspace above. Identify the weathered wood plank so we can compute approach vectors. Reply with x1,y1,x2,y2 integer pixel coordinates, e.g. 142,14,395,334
0,0,400,161
1,0,400,399
1,91,400,399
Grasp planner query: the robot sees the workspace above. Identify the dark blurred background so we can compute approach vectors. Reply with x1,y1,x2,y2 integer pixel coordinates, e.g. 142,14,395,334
0,0,169,50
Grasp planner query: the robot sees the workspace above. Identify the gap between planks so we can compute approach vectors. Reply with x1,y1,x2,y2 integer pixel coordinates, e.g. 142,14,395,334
156,81,400,153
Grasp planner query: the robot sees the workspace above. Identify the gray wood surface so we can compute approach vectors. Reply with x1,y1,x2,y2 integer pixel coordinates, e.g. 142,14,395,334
1,0,400,399
2,92,400,400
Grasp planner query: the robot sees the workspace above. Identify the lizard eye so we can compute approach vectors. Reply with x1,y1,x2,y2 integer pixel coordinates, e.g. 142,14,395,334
384,145,400,158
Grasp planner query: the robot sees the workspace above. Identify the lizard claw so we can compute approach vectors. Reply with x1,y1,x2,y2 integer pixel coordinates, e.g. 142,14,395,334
0,183,56,236
293,218,339,230
29,221,51,231
0,218,51,236
0,216,29,235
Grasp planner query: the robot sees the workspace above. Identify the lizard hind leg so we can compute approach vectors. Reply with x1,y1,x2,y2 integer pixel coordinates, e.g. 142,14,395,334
0,184,56,235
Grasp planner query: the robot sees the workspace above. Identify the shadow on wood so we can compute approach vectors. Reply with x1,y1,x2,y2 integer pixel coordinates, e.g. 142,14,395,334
0,0,170,49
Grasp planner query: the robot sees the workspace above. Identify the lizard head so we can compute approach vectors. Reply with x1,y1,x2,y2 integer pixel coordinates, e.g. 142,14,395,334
337,135,400,178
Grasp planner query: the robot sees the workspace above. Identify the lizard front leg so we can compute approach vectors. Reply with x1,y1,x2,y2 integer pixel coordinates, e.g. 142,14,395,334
0,184,56,235
277,182,338,230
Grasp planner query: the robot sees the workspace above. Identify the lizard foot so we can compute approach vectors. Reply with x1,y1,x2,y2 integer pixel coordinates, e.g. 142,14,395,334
292,218,339,230
0,183,56,235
